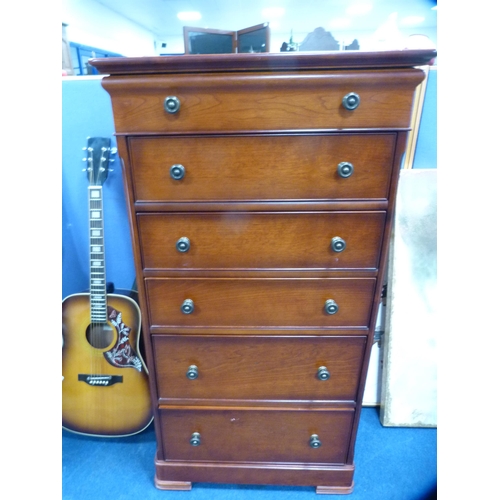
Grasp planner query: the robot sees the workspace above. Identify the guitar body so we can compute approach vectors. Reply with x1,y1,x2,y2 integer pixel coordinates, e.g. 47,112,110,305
62,292,153,436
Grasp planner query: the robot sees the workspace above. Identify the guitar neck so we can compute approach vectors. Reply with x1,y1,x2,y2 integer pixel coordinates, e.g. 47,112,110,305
89,185,107,322
83,136,113,323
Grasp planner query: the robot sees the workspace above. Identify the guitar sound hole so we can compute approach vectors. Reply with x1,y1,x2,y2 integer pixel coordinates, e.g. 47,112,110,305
85,322,114,349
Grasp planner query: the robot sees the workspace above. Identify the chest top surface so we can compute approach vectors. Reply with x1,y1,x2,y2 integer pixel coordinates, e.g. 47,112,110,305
90,49,436,76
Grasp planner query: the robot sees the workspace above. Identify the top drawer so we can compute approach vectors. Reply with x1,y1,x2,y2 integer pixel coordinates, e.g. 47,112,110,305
103,69,423,133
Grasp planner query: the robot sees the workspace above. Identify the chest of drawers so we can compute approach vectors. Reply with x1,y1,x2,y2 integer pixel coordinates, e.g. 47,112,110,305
91,49,435,494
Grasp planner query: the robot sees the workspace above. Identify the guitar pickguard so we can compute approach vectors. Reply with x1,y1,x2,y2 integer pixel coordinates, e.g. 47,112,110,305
104,306,143,372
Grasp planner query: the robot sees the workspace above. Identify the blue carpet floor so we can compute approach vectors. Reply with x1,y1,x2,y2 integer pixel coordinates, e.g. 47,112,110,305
62,407,436,499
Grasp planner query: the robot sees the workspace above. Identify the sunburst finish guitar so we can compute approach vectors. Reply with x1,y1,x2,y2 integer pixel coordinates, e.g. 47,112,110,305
62,137,153,437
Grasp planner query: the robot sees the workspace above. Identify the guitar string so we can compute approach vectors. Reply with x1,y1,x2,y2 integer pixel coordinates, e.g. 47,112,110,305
97,155,105,381
99,147,107,387
88,147,93,385
88,147,97,386
93,146,106,380
89,145,106,412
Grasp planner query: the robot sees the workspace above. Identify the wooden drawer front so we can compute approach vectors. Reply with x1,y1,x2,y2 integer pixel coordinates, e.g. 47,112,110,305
138,212,385,271
154,335,366,401
105,70,422,133
159,407,354,464
129,134,396,202
146,278,376,328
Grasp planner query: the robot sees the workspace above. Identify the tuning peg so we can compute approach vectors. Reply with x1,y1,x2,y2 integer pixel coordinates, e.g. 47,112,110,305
110,147,117,154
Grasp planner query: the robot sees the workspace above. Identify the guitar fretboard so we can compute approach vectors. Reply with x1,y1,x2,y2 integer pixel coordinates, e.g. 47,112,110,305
89,186,107,323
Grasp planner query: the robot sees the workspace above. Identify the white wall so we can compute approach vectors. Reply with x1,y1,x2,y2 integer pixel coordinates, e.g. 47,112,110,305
62,1,436,56
62,0,156,56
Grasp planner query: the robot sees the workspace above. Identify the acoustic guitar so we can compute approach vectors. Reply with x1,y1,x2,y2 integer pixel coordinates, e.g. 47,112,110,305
62,137,153,437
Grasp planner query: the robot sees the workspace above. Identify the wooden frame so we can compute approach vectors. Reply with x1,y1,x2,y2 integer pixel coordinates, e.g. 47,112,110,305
183,23,270,54
402,65,430,169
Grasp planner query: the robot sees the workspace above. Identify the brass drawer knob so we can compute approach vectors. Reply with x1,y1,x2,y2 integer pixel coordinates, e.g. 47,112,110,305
342,92,360,110
164,96,181,114
181,298,194,314
176,237,190,252
170,164,185,180
317,366,330,381
190,432,201,446
309,434,322,448
337,161,354,178
331,237,346,253
324,299,338,315
186,365,198,380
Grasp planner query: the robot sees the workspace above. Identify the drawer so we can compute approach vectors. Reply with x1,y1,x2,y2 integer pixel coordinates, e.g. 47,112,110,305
146,277,376,328
128,134,396,202
159,407,354,464
105,70,423,133
138,212,385,271
154,335,366,402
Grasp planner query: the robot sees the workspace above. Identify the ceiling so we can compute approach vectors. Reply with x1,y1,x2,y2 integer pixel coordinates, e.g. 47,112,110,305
94,0,437,41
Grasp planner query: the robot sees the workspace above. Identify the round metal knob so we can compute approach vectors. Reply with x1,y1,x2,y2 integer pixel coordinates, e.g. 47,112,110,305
181,299,194,314
337,162,354,178
170,164,185,180
331,237,346,253
317,366,330,381
190,432,201,446
176,237,190,253
309,434,322,448
342,92,360,110
164,96,180,114
186,365,198,380
325,299,339,315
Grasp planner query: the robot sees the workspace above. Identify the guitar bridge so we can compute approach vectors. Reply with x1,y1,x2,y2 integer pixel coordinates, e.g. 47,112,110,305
78,374,123,386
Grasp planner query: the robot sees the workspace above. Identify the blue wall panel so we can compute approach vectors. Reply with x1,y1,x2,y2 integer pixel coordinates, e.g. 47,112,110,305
62,77,136,299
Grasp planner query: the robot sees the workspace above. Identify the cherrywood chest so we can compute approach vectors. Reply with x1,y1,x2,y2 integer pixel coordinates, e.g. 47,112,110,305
90,49,436,494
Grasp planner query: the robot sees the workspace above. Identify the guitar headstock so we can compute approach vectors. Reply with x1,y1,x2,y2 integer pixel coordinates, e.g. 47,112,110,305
83,137,116,186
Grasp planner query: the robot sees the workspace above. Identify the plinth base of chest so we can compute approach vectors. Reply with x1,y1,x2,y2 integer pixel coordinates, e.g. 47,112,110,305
154,455,354,493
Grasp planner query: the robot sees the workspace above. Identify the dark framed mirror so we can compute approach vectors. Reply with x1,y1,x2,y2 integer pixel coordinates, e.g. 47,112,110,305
237,23,270,53
183,27,236,54
184,23,269,54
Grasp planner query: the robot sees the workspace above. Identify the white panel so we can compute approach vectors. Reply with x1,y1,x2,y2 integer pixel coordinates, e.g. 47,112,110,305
362,339,382,406
380,169,437,427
